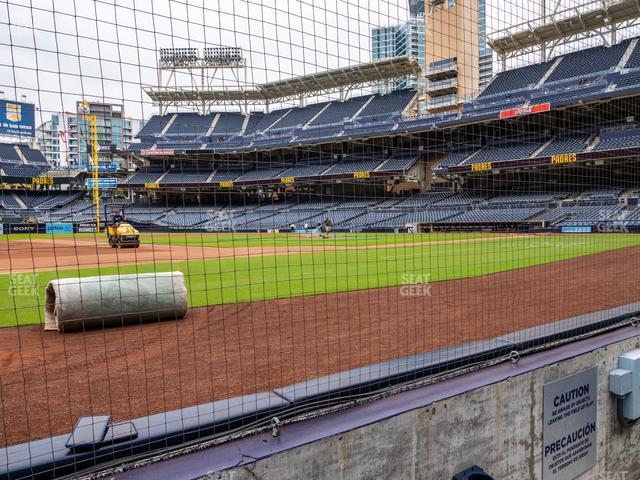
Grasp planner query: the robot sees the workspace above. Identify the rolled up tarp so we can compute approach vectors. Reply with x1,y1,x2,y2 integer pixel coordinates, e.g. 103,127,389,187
44,272,188,332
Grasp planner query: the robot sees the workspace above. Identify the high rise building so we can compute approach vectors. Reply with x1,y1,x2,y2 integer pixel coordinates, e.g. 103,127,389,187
478,0,493,87
408,0,424,16
36,104,143,167
372,17,426,92
36,113,63,166
425,0,492,112
69,101,130,166
371,0,491,96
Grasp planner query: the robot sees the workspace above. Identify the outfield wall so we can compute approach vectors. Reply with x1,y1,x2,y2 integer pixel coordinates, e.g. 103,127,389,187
112,326,640,480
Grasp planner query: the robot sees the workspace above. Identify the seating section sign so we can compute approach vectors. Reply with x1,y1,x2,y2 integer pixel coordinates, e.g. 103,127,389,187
543,367,598,480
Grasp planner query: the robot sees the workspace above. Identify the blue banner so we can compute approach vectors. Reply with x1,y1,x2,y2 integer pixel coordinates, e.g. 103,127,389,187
46,223,74,234
561,226,592,233
86,178,118,189
87,163,118,172
0,99,35,137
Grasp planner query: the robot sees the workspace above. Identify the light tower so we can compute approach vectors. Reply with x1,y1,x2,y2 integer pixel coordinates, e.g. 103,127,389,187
155,47,247,114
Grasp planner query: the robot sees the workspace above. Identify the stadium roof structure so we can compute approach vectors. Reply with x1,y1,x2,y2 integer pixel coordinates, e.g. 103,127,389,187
488,0,640,61
144,86,264,104
258,56,421,100
145,56,421,113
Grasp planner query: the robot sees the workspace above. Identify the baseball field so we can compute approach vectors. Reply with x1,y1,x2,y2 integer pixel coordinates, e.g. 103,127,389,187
1,230,640,446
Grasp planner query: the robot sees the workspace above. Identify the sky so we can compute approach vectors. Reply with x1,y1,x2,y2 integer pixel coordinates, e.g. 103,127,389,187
0,0,409,125
0,0,638,128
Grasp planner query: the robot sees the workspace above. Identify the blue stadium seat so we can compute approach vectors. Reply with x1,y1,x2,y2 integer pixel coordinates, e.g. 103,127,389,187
377,153,418,172
0,143,22,163
342,122,397,138
136,114,174,138
235,167,287,182
308,96,371,126
434,149,478,170
211,112,245,136
615,72,640,90
126,141,155,152
0,193,22,209
545,39,631,83
160,169,213,184
394,192,453,208
594,132,640,151
163,211,216,227
121,168,164,185
154,141,202,149
271,102,329,129
209,169,244,183
448,207,545,223
1,165,43,178
478,61,553,98
246,109,290,134
580,188,623,200
530,82,606,106
535,135,590,157
625,40,640,69
323,157,383,175
164,113,215,137
293,125,343,142
276,162,333,178
356,89,416,119
464,139,543,165
432,192,486,207
487,192,569,206
537,204,623,224
19,146,47,165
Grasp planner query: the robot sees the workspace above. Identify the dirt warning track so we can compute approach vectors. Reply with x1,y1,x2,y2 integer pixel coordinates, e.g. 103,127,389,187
0,244,639,447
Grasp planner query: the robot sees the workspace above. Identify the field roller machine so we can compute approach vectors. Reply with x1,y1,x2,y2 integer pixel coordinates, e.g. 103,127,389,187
106,210,140,248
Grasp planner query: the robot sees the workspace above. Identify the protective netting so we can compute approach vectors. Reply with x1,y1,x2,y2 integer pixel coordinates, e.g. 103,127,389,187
1,0,640,477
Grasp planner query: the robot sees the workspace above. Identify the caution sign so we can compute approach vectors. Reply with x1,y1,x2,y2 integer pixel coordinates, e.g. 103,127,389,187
543,367,597,480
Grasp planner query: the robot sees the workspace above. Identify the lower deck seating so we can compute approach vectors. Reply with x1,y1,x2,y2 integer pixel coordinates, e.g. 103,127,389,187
30,186,635,231
448,207,545,223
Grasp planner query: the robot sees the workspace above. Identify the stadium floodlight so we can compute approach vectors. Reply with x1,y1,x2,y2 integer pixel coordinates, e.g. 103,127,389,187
203,47,245,67
159,48,199,67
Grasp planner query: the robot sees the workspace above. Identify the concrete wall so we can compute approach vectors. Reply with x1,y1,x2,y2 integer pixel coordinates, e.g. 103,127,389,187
210,334,640,480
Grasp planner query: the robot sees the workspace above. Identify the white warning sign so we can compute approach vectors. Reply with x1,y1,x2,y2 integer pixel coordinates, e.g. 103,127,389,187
543,366,598,480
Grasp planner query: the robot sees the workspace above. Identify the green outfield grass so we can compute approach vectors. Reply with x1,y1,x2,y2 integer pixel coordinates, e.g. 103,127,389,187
1,232,639,328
